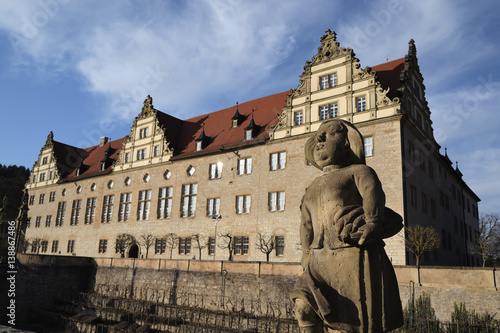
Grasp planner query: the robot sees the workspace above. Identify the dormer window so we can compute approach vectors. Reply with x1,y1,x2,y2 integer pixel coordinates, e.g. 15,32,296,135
231,102,242,129
195,124,208,151
100,162,106,171
139,128,148,139
42,157,48,165
75,168,80,176
244,111,257,141
245,129,253,141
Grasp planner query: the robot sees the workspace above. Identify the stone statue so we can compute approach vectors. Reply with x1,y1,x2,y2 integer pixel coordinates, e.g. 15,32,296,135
291,119,404,332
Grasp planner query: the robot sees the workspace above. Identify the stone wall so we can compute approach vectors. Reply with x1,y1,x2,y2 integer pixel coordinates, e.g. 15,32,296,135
1,254,93,329
92,257,499,322
8,254,500,328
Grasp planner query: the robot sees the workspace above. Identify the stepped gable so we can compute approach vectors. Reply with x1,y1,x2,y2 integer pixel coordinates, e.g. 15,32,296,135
372,57,405,100
58,137,126,182
171,91,289,159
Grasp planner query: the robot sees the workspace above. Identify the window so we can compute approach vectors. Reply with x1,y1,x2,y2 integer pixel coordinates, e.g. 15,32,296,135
319,104,338,120
209,163,223,179
51,240,59,253
431,199,437,219
155,238,166,254
27,217,31,228
41,241,48,253
237,157,252,175
320,74,337,90
70,199,82,225
45,215,52,227
42,156,48,165
181,184,197,217
137,190,152,220
32,175,36,183
234,236,249,255
269,191,285,211
158,187,172,219
39,173,45,181
275,236,285,256
39,194,45,205
56,202,66,226
67,240,75,253
139,127,148,138
49,191,56,202
245,129,253,141
236,195,251,214
29,195,35,205
364,137,373,157
153,145,160,157
102,195,114,223
125,153,130,163
196,141,202,151
207,198,221,216
48,171,53,180
356,96,366,112
111,193,128,222
270,152,286,170
208,237,215,256
137,149,146,160
179,237,191,255
98,239,108,253
85,197,97,224
294,111,303,126
410,185,417,209
35,216,41,228
421,192,428,214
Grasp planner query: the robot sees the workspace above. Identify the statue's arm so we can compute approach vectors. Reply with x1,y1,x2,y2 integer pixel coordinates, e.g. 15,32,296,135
299,196,313,268
355,166,385,244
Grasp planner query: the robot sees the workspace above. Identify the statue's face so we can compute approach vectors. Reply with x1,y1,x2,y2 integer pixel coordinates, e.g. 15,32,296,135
313,121,349,169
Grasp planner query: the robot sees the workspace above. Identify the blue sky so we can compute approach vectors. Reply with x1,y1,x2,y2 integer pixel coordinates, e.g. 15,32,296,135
0,0,499,213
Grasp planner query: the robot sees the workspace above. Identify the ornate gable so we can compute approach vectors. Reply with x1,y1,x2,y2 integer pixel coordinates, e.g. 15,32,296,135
26,131,61,189
114,96,178,171
272,30,405,140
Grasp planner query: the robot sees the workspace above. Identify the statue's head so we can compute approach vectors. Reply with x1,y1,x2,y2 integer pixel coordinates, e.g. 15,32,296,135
305,119,365,170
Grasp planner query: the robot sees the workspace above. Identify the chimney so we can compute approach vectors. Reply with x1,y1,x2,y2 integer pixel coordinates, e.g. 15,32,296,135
100,137,109,147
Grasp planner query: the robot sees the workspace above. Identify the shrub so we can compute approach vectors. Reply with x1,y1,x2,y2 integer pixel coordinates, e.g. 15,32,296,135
448,303,499,333
399,292,442,333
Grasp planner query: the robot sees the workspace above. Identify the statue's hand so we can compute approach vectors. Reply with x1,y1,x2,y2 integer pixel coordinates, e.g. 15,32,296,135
358,223,383,246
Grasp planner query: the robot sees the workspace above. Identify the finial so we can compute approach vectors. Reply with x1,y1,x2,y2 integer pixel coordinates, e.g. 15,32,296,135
321,29,336,41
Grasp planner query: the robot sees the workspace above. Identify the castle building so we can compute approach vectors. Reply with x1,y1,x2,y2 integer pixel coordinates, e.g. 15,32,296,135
23,31,480,266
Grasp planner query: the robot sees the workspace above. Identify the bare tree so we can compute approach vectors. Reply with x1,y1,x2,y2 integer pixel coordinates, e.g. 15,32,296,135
468,213,500,267
255,233,275,262
218,233,234,261
139,234,155,259
192,234,207,261
28,237,43,254
115,233,136,257
404,225,440,268
165,233,178,259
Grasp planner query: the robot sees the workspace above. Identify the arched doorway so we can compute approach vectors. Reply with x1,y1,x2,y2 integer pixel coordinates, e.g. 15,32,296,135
128,244,139,258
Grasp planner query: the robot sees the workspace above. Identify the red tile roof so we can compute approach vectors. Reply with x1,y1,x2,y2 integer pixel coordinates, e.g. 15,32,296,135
55,137,125,182
165,91,290,159
372,57,405,100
